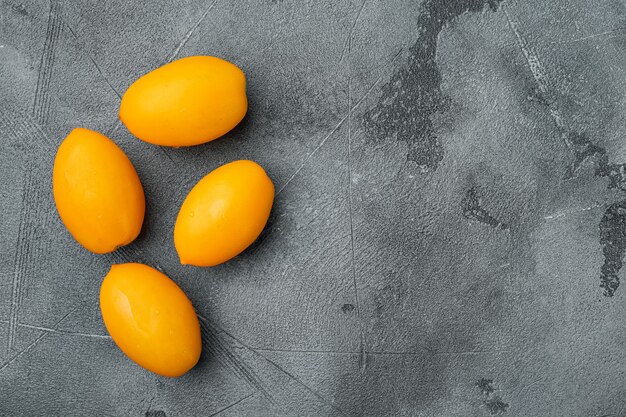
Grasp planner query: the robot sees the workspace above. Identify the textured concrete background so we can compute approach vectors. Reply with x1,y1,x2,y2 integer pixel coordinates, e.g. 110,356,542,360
2,0,626,415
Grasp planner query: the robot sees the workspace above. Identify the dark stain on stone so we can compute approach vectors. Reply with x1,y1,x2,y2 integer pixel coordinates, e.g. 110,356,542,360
145,411,166,417
568,130,626,298
534,125,626,297
599,200,626,297
554,127,626,298
477,378,509,414
596,157,626,193
462,187,508,230
560,131,626,297
565,131,606,179
7,1,28,16
362,0,504,171
341,303,355,314
504,10,626,297
582,146,626,297
485,396,509,414
476,378,495,396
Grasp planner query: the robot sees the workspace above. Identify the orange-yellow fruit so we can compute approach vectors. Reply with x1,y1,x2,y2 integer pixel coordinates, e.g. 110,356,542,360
99,263,202,377
119,56,247,147
52,128,145,254
175,160,274,266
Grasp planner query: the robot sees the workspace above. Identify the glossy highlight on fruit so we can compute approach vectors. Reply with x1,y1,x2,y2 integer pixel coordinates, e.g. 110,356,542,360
99,263,202,377
119,56,247,147
52,128,145,254
175,160,274,266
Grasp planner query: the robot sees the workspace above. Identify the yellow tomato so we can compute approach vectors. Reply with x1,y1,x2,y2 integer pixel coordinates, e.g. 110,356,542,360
52,128,145,254
174,160,274,266
100,263,202,377
119,56,247,147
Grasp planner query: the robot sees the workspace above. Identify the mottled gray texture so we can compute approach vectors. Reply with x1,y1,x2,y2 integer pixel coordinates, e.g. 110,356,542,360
2,0,626,415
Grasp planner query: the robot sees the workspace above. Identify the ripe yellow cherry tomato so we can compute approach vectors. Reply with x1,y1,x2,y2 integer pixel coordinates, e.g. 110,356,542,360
99,263,202,377
52,128,145,254
174,160,274,266
119,56,247,147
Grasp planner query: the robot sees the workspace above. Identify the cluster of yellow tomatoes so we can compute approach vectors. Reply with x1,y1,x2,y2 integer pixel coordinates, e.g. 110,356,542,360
52,56,274,377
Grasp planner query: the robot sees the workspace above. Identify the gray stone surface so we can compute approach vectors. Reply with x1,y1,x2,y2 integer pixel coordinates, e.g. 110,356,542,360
2,0,626,415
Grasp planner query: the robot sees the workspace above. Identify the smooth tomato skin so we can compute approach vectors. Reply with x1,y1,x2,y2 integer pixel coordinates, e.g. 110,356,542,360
119,56,247,147
52,128,145,254
174,160,274,267
99,263,202,378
